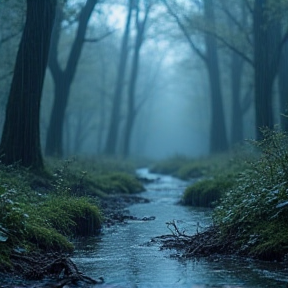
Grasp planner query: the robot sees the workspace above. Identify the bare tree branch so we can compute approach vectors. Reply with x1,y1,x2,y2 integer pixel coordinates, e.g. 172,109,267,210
219,2,253,48
162,0,207,63
204,28,254,66
84,30,115,43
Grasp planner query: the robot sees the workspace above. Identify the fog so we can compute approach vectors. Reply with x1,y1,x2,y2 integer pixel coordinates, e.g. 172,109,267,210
1,0,286,162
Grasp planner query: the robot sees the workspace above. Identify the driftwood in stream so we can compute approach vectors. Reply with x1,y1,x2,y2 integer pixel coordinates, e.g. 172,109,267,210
10,252,104,287
152,221,238,258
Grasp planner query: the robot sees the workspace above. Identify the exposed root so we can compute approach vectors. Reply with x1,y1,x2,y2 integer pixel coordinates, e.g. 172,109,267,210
10,251,104,287
152,222,238,258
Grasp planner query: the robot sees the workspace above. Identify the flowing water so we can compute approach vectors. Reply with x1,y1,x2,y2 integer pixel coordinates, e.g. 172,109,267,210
72,168,288,288
1,168,287,287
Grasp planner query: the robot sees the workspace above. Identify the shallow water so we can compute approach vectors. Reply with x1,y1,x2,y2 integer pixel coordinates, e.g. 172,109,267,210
72,168,288,288
1,168,287,287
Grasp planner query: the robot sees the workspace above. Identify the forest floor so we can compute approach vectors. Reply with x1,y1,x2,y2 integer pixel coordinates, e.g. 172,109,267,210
0,158,152,287
2,191,151,288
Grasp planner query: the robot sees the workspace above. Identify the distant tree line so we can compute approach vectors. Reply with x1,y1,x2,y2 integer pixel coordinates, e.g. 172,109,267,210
0,0,287,170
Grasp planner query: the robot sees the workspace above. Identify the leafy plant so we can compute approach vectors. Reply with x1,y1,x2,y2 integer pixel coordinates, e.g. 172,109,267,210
213,129,288,260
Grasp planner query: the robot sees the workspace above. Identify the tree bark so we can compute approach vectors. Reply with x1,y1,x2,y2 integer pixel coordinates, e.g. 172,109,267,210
104,0,133,155
0,0,56,170
45,0,98,157
204,0,228,153
279,37,288,132
253,0,281,139
163,0,228,154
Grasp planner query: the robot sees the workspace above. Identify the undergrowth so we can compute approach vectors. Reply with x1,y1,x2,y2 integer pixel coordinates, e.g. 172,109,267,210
213,129,288,260
150,147,253,180
0,156,144,270
152,130,288,260
182,174,235,207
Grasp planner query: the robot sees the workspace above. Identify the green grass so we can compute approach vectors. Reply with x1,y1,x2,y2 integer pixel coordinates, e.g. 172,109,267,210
0,156,145,269
212,129,288,260
183,175,234,207
150,149,252,180
151,131,288,260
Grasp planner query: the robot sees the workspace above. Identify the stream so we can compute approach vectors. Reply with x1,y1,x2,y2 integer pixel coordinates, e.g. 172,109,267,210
1,168,287,287
72,168,288,288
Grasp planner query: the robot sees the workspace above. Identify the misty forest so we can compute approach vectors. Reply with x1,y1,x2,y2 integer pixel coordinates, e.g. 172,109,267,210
0,0,288,287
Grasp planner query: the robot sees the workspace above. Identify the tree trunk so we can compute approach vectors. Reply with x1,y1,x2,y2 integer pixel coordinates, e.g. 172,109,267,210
45,0,97,157
96,50,107,153
204,0,228,153
104,0,133,155
230,51,244,145
45,78,69,157
253,0,281,139
279,37,288,132
0,0,56,170
123,3,150,157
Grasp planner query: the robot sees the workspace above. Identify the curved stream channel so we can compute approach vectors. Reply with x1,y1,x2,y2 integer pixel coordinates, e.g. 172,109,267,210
72,168,288,288
1,169,287,287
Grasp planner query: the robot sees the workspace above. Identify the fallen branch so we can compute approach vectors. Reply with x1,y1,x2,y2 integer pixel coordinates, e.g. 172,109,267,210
10,251,104,286
152,222,238,258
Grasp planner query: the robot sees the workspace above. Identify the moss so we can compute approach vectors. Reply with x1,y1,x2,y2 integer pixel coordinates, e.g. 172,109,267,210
44,158,144,198
0,161,103,266
183,176,234,207
37,196,102,237
93,172,144,195
26,225,74,252
0,156,146,272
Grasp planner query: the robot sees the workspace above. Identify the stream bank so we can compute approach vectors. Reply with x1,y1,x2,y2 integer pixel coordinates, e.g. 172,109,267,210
71,168,288,287
1,168,287,287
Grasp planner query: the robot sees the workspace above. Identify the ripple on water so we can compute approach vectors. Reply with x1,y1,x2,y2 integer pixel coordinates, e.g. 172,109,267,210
72,169,288,288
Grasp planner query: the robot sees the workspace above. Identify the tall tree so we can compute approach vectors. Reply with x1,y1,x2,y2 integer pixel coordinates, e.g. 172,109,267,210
104,0,133,155
163,0,228,153
45,0,98,157
230,51,245,145
0,0,56,170
223,0,249,145
203,0,228,153
279,32,288,132
203,0,287,140
253,0,281,139
123,1,151,157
